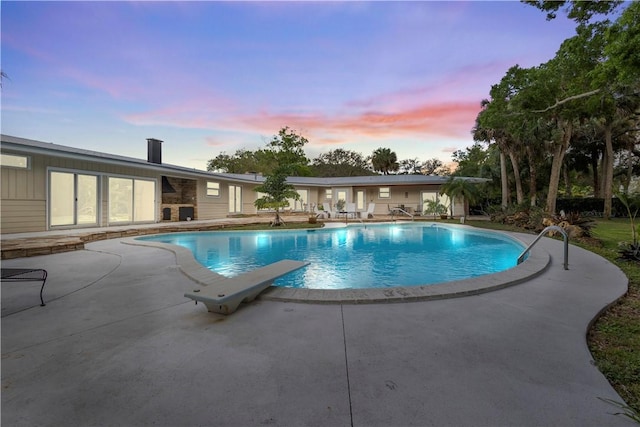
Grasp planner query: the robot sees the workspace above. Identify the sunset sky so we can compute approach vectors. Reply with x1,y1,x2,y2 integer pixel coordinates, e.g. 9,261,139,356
1,1,577,170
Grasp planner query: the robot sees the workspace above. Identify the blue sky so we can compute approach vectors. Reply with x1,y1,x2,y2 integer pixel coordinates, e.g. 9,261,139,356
1,1,577,170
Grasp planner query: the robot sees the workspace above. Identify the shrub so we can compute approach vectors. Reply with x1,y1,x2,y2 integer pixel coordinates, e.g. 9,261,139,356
616,192,640,262
489,204,546,231
490,204,595,239
556,197,640,218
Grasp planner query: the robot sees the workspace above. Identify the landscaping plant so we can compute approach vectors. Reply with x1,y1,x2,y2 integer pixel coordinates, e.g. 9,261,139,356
615,192,640,262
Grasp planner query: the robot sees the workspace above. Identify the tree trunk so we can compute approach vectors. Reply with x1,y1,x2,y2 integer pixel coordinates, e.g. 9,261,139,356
563,163,572,198
272,210,283,226
599,148,608,200
525,144,538,207
545,120,572,214
508,151,524,205
625,144,634,194
500,151,508,210
591,147,600,198
603,122,614,219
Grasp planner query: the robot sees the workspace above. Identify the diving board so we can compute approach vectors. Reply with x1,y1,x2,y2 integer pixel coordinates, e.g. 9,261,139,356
184,259,309,314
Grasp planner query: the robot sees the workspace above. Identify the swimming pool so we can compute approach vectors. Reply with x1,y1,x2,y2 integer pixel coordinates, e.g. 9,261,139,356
138,223,527,290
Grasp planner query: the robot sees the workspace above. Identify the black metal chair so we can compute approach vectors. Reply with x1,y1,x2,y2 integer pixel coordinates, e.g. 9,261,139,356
1,268,48,306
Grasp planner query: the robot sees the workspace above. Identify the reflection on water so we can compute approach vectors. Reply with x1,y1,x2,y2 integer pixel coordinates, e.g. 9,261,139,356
141,224,524,289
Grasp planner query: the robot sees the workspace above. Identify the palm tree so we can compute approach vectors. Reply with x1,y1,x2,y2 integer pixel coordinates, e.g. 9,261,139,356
440,177,481,217
398,158,423,175
1,70,9,88
473,103,509,209
371,147,399,175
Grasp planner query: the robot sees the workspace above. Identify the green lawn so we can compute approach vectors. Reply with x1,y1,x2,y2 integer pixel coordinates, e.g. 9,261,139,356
469,218,640,416
591,218,638,252
587,219,640,416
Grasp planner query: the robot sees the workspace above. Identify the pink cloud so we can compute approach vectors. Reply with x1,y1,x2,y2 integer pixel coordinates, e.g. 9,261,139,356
2,33,54,64
123,97,481,150
58,68,144,100
245,101,480,138
124,90,239,127
348,60,514,112
119,57,486,156
205,137,226,147
441,146,460,153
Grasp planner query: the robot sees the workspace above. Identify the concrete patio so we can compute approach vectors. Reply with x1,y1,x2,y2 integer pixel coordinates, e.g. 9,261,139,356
1,226,634,426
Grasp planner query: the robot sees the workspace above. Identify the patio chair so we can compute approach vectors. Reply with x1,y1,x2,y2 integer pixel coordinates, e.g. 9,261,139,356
1,268,48,306
345,202,356,218
317,202,332,219
364,203,376,219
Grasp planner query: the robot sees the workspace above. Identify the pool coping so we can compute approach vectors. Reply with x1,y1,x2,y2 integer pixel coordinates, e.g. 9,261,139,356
122,223,551,304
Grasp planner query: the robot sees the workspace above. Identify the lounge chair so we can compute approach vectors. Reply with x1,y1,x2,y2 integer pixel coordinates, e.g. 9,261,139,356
364,203,376,219
317,202,331,219
184,259,309,314
345,202,356,218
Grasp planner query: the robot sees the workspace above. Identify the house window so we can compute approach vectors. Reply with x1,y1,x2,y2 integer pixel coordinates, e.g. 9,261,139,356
1,153,29,169
206,181,220,197
325,189,332,199
379,187,390,198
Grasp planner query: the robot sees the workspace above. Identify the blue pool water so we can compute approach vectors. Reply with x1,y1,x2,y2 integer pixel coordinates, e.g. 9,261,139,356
139,224,524,289
139,224,525,290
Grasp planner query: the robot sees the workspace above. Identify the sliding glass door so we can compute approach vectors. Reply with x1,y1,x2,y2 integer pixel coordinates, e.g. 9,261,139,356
49,171,98,227
356,190,365,210
108,177,156,224
229,185,242,214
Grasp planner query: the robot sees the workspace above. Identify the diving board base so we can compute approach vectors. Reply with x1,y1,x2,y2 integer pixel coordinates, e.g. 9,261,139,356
184,260,309,314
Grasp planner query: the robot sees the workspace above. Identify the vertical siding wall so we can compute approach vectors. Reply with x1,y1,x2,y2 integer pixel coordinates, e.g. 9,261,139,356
0,149,264,234
1,154,47,233
366,185,463,216
196,178,236,219
2,152,165,233
372,185,419,213
241,183,259,215
308,188,320,211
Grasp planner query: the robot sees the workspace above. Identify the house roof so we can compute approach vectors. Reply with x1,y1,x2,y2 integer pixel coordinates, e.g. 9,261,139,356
1,134,219,180
1,134,487,187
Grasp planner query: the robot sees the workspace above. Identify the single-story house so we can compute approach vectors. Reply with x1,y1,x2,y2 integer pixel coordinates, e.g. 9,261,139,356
1,135,481,234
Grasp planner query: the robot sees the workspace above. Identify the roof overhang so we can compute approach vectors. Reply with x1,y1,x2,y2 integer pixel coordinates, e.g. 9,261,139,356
2,135,489,186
